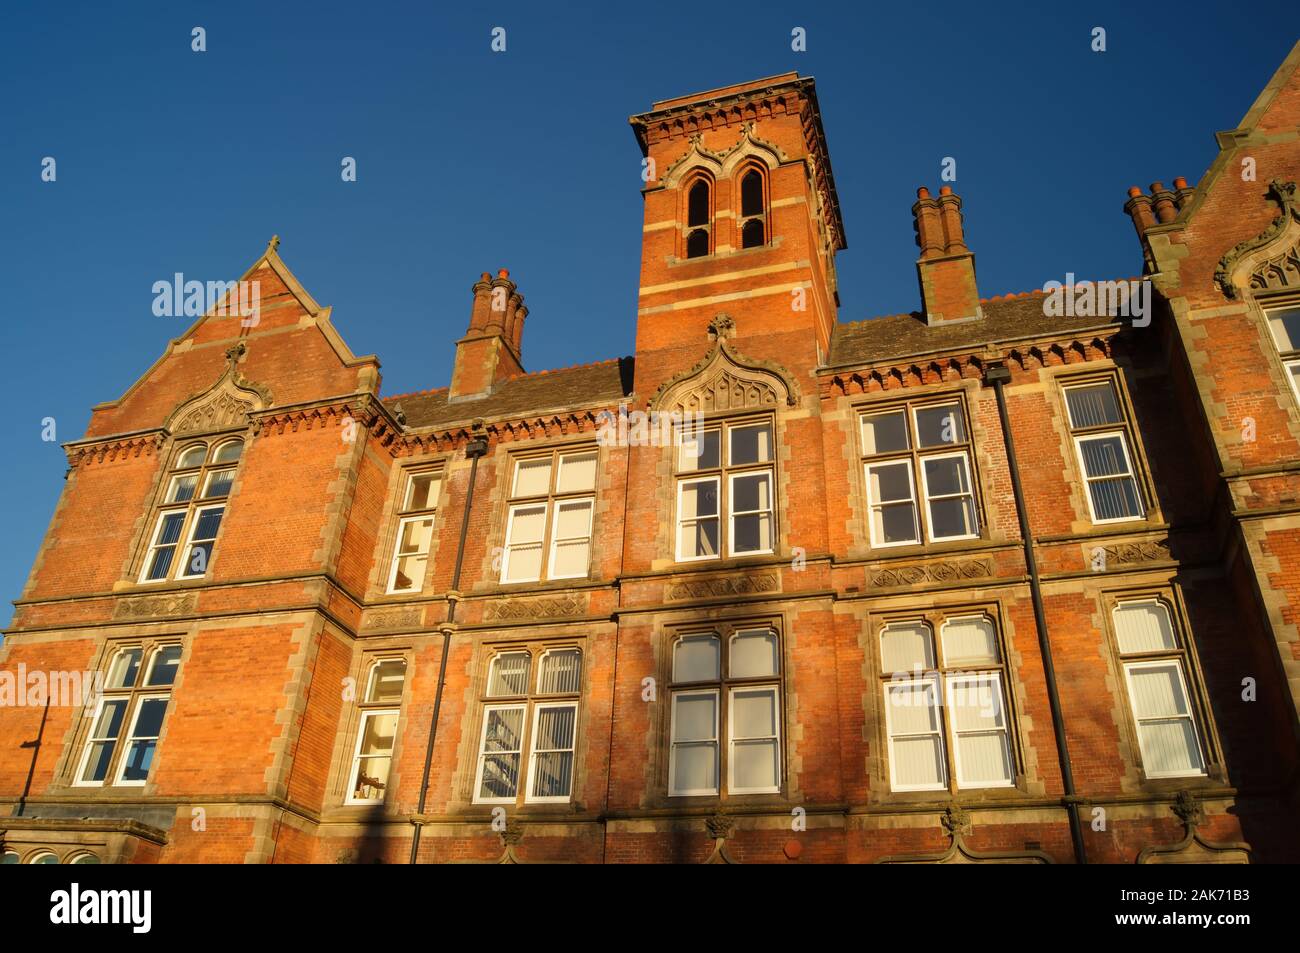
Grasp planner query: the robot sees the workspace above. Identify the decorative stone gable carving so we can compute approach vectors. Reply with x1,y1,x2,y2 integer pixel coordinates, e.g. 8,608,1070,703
1215,179,1300,299
649,336,799,414
165,342,272,436
660,122,788,187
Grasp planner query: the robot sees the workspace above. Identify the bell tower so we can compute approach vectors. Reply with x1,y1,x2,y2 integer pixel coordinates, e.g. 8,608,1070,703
628,73,846,399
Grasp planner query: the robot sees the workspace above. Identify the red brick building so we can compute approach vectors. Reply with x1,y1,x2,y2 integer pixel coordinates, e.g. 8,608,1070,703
3,45,1300,864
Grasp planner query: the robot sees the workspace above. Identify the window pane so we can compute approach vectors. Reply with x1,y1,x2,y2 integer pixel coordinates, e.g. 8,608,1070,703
176,445,206,469
861,411,909,455
679,480,718,518
949,676,1005,732
741,218,765,248
146,645,182,687
398,517,434,556
1088,476,1142,521
479,707,525,799
674,636,720,682
367,659,407,703
732,689,777,738
167,474,198,503
914,403,966,447
352,711,398,800
203,469,234,499
530,705,576,799
553,498,593,538
31,853,59,864
679,519,719,558
132,697,169,738
730,630,778,678
733,514,772,553
488,653,530,696
891,736,945,788
405,473,440,510
869,461,913,504
732,739,777,790
504,544,543,582
191,507,224,541
1289,362,1300,396
731,472,771,513
1114,601,1177,653
1128,663,1190,719
729,424,773,465
107,649,143,689
672,743,717,792
1078,435,1130,478
512,458,552,497
941,618,998,665
212,441,243,464
393,554,427,592
1268,307,1300,350
1139,721,1203,775
71,854,100,865
687,180,710,227
507,505,546,543
556,452,597,493
881,623,934,673
929,496,977,539
678,429,720,471
157,512,186,546
956,733,1013,786
886,681,941,734
1,852,18,864
875,502,919,545
1065,382,1123,428
538,650,582,694
923,456,970,497
550,539,590,578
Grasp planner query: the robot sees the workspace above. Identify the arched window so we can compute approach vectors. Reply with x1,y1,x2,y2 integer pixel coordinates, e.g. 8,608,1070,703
69,853,101,865
685,177,712,258
738,168,768,248
140,439,245,582
28,852,58,864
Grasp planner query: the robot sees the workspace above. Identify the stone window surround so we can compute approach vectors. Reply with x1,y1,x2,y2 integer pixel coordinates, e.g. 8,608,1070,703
1097,585,1225,789
328,644,414,811
379,461,448,598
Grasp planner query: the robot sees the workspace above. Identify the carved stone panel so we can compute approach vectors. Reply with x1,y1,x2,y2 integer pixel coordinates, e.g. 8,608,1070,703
113,593,198,621
666,572,780,601
361,606,424,631
482,594,588,623
868,558,993,589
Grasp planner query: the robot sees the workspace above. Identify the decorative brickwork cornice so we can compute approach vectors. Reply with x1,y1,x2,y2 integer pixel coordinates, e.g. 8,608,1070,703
65,432,164,468
825,335,1116,398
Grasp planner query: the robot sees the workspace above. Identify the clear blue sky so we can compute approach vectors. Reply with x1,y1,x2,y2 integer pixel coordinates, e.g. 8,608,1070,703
0,1,1290,624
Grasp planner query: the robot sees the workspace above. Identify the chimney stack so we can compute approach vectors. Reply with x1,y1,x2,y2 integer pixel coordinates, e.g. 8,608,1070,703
913,186,981,325
449,268,527,401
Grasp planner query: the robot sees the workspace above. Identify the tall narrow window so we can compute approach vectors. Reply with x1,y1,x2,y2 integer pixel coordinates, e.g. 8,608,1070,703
500,449,597,584
1112,600,1207,778
668,625,782,796
387,470,442,593
140,439,244,582
879,615,1014,792
1063,380,1145,523
675,420,775,561
685,177,711,258
738,168,767,249
346,658,407,804
1265,304,1300,405
860,399,979,547
473,647,582,804
74,643,182,787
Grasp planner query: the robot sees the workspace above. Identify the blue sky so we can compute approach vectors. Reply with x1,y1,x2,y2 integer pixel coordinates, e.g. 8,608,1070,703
0,1,1290,622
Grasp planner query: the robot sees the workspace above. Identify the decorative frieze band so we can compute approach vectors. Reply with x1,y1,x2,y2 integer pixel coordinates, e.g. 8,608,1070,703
868,558,993,589
112,593,198,621
483,594,588,623
361,606,424,631
666,572,780,601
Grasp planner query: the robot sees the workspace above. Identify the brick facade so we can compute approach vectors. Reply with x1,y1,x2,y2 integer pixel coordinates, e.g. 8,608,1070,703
4,50,1300,864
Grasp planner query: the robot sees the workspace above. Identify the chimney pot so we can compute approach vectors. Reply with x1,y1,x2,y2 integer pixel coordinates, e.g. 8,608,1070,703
1172,176,1187,190
939,185,953,196
1149,182,1165,194
1127,186,1143,198
917,187,931,199
498,268,510,279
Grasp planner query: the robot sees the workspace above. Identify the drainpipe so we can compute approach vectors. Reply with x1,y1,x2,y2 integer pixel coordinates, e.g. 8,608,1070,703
984,363,1088,864
409,434,489,864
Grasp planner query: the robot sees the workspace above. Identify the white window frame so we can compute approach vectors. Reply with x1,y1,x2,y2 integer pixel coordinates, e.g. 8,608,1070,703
1072,430,1145,524
387,514,436,594
675,476,721,562
71,695,129,788
1121,659,1206,779
864,459,920,548
138,510,188,583
1285,358,1300,406
175,503,225,580
726,470,774,557
546,497,595,580
944,672,1014,789
918,450,979,543
113,692,170,787
501,501,549,583
344,707,402,805
668,689,720,797
882,674,947,792
472,702,528,805
726,685,781,795
523,701,580,804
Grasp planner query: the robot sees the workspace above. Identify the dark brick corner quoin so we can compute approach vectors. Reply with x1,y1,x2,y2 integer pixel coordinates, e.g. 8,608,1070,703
4,45,1300,866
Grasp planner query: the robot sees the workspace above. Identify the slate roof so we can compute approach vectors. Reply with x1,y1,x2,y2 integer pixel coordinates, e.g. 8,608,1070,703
827,291,1128,368
384,357,634,429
